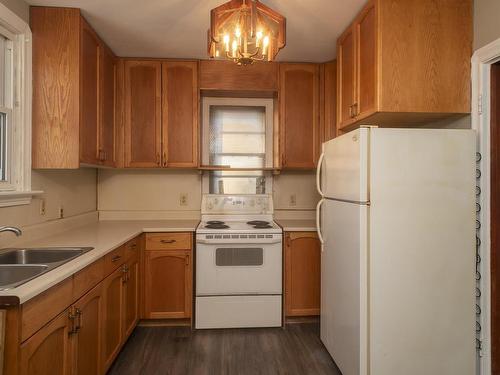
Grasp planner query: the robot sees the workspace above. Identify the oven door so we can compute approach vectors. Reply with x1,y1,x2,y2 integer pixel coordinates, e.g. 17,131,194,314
196,240,282,295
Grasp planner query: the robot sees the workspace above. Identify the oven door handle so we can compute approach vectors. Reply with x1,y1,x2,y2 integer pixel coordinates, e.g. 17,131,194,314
196,239,282,245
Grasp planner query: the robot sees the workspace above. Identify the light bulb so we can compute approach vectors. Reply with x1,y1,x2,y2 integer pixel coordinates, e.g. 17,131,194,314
263,35,269,54
256,30,263,47
223,34,230,51
232,40,238,56
235,26,241,38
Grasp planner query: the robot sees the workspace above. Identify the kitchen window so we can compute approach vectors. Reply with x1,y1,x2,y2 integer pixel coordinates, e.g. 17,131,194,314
0,4,36,206
202,97,273,194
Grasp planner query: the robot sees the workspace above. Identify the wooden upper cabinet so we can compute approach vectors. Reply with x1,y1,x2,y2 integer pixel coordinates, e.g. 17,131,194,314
321,61,337,141
356,2,377,121
337,26,356,129
162,61,199,167
124,60,162,168
99,45,117,167
19,310,71,375
279,63,320,169
199,60,279,92
31,7,117,168
284,232,321,317
31,7,80,169
336,0,472,132
79,19,100,165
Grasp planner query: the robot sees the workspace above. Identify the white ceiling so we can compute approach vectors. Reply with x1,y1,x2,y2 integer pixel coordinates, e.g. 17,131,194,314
26,0,365,62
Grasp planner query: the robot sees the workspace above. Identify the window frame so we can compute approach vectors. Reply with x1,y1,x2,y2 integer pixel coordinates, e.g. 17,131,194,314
201,97,274,195
0,3,39,207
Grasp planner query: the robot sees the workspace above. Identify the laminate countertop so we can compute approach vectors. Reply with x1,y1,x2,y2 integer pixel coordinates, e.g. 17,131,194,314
276,219,317,232
0,220,199,305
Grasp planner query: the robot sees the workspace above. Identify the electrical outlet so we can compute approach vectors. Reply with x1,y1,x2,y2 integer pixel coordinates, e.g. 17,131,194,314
58,206,64,219
289,194,297,206
179,194,188,206
39,199,46,216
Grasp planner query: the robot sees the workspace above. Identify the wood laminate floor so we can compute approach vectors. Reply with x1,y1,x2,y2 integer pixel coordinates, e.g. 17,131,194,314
108,322,341,375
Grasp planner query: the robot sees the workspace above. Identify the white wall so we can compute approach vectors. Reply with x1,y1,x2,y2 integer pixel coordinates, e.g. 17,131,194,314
97,169,319,219
474,0,500,50
1,169,97,228
0,0,28,22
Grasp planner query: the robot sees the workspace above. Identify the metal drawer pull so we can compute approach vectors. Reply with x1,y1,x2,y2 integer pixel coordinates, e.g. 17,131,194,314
111,255,122,262
68,310,78,335
160,239,177,244
75,308,82,331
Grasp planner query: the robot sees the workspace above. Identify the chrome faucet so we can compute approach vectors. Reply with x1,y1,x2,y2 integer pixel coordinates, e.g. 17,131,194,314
0,226,22,236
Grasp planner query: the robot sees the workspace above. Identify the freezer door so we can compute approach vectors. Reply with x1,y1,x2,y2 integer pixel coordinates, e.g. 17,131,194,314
318,127,369,202
320,199,368,375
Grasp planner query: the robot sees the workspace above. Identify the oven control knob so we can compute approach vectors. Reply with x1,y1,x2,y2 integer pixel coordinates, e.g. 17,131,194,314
207,202,214,210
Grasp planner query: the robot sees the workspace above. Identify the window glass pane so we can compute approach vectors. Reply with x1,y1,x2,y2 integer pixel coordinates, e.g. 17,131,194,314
207,104,269,194
0,113,7,181
209,105,266,168
209,171,266,195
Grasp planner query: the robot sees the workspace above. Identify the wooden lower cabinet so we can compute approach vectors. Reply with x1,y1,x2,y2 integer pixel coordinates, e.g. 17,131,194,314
284,232,321,317
19,310,72,375
11,233,192,375
123,258,139,338
101,266,125,373
144,249,192,319
71,283,104,375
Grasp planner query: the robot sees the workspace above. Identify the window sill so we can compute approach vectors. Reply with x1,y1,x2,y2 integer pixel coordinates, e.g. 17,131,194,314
0,190,43,208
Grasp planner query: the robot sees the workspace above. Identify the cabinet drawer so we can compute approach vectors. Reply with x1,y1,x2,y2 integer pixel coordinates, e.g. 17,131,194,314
145,233,192,250
124,236,139,261
104,245,126,275
73,257,105,302
21,278,73,342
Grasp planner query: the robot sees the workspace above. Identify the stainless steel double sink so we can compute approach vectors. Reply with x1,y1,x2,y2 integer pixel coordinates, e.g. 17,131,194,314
0,247,93,290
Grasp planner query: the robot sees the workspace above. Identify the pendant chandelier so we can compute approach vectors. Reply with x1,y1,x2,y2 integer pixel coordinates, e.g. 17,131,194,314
207,0,286,66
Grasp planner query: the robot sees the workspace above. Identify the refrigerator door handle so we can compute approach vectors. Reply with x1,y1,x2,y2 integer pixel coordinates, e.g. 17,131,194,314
316,198,325,247
316,152,325,196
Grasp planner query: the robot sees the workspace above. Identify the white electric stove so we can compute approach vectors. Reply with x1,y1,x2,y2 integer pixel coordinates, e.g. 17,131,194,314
195,194,283,329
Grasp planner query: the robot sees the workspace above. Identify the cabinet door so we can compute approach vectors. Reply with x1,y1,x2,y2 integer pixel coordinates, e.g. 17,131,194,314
123,259,139,338
80,19,100,165
124,60,162,167
162,61,198,167
355,0,377,120
19,310,71,375
101,266,124,373
99,45,117,167
71,283,104,375
285,232,321,317
337,26,357,129
279,63,320,169
144,250,191,319
321,61,337,141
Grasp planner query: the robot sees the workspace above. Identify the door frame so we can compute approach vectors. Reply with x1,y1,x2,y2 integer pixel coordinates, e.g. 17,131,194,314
472,37,500,375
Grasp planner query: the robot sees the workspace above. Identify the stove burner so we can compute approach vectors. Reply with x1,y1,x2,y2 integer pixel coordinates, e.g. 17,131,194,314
207,220,225,225
205,223,230,229
247,220,270,226
253,224,273,229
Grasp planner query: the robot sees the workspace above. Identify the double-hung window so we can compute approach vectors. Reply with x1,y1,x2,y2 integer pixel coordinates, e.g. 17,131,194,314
0,3,35,207
202,97,274,194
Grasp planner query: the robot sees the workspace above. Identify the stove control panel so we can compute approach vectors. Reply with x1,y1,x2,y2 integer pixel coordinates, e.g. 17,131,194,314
202,194,273,215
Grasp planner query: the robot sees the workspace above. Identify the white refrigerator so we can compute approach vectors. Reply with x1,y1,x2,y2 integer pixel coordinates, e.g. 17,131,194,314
316,127,476,375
